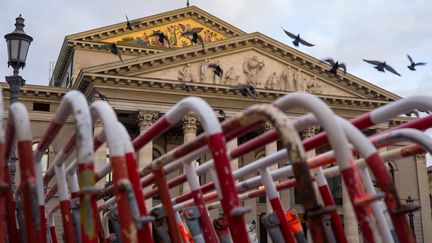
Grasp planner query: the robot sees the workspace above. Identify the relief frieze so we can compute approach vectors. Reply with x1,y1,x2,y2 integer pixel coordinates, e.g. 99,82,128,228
147,51,352,97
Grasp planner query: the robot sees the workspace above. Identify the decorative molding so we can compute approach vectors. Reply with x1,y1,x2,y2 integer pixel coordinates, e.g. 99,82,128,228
137,110,159,130
182,113,199,134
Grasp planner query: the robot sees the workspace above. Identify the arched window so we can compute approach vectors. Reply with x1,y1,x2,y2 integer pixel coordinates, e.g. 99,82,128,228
32,142,49,174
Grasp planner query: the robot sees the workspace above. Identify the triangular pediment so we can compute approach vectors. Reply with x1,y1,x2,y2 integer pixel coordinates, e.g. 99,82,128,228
66,6,245,45
79,33,400,101
51,6,247,87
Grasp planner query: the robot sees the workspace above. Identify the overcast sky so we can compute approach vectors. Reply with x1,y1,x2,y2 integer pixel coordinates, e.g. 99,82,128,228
1,0,431,95
1,1,432,164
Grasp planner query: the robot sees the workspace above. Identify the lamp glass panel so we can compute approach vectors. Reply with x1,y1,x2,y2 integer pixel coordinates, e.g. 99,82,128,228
10,39,20,61
19,41,30,62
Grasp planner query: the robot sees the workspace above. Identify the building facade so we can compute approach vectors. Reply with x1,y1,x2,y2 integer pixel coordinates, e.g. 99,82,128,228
3,6,431,242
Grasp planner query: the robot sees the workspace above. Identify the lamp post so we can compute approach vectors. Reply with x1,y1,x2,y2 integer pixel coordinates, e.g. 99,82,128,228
406,195,416,240
4,14,33,191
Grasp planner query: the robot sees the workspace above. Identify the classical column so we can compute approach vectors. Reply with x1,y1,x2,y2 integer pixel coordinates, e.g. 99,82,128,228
137,110,159,208
264,122,279,243
342,182,359,243
301,127,320,243
264,122,278,213
93,121,108,189
182,113,199,193
415,153,432,243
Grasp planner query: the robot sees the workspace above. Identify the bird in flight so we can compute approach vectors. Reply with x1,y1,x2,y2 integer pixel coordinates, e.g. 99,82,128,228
232,84,257,99
407,54,426,71
180,26,205,50
323,58,346,75
149,30,170,48
177,82,193,93
281,27,314,47
363,59,401,76
208,62,223,78
100,43,123,62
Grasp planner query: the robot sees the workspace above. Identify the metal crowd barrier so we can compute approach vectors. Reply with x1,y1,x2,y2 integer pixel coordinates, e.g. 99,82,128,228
2,88,431,243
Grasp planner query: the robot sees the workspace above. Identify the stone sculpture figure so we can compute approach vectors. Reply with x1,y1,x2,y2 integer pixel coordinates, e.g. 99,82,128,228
306,77,322,94
243,56,265,86
200,59,222,84
200,59,210,82
292,70,304,91
178,63,195,83
224,66,240,85
265,72,280,90
280,66,293,91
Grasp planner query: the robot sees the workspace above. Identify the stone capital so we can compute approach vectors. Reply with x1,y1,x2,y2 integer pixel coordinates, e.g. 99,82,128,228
137,110,159,131
182,113,199,134
416,153,426,161
301,126,320,138
264,122,274,131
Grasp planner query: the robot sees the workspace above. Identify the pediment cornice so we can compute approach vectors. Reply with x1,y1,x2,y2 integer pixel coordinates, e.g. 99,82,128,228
79,33,400,102
66,6,245,42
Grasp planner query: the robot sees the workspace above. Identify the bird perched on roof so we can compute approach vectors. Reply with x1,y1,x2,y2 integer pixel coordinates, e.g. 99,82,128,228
149,30,170,48
281,27,314,47
232,84,257,99
177,82,193,93
218,109,226,118
125,15,138,30
407,54,426,71
208,62,223,78
180,26,205,50
323,58,346,75
100,43,123,62
363,59,401,76
95,91,109,102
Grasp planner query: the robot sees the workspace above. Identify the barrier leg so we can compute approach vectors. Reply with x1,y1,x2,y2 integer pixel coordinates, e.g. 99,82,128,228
153,169,182,242
150,207,172,243
182,207,205,243
213,217,232,243
261,212,285,243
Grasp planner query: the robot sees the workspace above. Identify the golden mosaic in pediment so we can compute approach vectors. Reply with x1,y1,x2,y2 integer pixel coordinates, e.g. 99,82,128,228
101,18,227,48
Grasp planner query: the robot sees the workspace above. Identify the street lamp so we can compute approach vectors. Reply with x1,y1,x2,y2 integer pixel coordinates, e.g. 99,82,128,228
5,14,33,103
4,14,33,191
406,195,416,239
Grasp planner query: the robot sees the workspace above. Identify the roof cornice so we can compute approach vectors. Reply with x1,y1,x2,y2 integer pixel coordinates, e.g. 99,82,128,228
1,82,68,99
